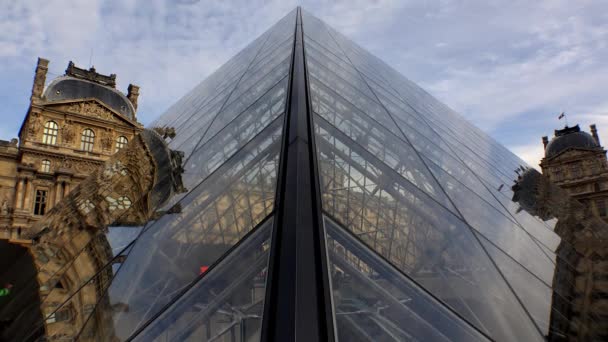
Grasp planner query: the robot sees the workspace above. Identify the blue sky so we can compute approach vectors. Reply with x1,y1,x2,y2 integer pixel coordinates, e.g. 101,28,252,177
1,0,607,168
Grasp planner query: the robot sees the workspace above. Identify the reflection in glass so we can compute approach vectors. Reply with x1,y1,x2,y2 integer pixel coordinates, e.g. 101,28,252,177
324,216,489,342
308,79,456,211
424,158,557,285
172,76,287,205
476,232,575,338
313,114,543,341
23,231,136,342
78,122,282,340
131,217,273,342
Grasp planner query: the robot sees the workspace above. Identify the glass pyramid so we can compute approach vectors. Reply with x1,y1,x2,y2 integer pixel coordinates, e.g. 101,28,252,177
34,7,577,341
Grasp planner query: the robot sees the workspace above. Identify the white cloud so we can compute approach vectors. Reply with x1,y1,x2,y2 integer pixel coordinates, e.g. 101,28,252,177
0,0,607,167
510,143,545,170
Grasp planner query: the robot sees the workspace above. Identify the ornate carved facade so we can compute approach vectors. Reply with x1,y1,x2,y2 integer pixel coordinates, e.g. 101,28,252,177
0,58,143,241
513,168,608,341
0,126,184,341
540,124,608,223
506,123,608,340
0,58,144,341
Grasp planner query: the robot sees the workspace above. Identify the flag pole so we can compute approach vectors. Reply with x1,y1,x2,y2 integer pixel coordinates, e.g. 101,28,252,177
558,111,568,127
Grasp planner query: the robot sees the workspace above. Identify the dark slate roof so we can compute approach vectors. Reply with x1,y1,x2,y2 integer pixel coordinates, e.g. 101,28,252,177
545,125,599,158
43,77,135,120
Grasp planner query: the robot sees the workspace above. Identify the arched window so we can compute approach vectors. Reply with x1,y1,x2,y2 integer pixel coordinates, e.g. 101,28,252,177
106,196,132,211
34,189,48,216
41,159,51,173
115,136,128,152
80,129,95,152
43,121,58,145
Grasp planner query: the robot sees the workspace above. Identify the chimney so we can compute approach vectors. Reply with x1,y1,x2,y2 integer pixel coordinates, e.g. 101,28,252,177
127,84,140,112
542,136,548,150
590,124,600,145
31,57,49,100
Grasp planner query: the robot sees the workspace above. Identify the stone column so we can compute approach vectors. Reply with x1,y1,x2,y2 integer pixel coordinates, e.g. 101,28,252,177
14,178,24,209
63,182,71,197
54,182,63,207
22,178,33,212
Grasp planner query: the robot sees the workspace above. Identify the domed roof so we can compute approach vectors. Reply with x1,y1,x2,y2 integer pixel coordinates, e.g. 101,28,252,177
43,77,135,120
545,125,599,158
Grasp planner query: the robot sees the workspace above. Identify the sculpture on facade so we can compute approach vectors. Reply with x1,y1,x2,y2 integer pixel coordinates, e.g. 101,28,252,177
512,168,608,341
2,128,185,341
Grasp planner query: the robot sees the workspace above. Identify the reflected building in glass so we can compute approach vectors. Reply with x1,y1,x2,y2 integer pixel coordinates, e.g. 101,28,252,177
9,7,607,342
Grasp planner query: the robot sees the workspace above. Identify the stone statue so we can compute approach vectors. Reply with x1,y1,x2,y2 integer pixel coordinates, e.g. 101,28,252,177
152,126,176,140
1,199,9,216
512,168,608,340
61,122,75,144
100,132,113,150
170,149,187,194
27,114,42,138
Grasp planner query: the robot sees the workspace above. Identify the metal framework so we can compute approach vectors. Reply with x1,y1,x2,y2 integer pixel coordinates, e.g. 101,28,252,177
19,6,580,342
261,8,334,341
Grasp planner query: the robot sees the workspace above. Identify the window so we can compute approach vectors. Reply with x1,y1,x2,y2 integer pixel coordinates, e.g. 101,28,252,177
41,159,51,173
570,163,582,178
42,121,58,145
552,167,562,181
597,199,607,217
80,129,95,152
77,199,95,215
34,189,48,215
106,196,132,211
45,308,72,324
115,136,128,152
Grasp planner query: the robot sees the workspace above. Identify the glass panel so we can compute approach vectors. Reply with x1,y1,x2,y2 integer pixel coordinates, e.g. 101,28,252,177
70,10,296,340
224,51,291,113
476,232,577,338
424,157,557,285
23,233,136,341
151,9,295,159
301,10,347,59
324,216,490,342
153,9,297,130
158,40,260,139
314,116,543,341
304,39,376,99
313,110,456,214
79,121,282,340
304,37,354,78
244,35,293,80
388,115,514,220
310,77,402,138
106,226,143,255
130,217,273,342
174,48,287,158
194,73,288,153
169,96,228,156
480,176,563,251
168,114,284,211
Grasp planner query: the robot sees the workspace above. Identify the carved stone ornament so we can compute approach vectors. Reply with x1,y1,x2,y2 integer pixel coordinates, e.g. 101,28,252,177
60,157,73,169
1,198,10,216
27,114,43,138
75,160,100,174
61,121,75,144
66,101,117,122
100,131,113,150
152,126,176,140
